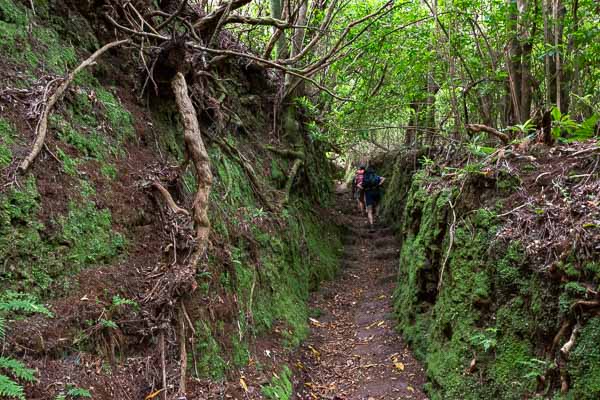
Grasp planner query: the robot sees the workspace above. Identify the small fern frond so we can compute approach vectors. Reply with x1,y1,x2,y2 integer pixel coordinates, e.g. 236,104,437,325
0,316,5,340
0,374,26,400
67,386,92,398
0,357,36,382
0,299,52,317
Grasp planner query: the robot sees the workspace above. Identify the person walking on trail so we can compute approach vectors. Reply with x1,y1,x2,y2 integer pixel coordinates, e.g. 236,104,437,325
352,165,367,214
358,166,385,229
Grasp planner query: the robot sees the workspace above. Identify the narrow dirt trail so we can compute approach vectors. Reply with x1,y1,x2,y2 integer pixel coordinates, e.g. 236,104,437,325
296,189,428,399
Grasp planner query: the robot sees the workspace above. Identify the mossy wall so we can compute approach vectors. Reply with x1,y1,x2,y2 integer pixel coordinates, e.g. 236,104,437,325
384,158,600,400
189,138,342,381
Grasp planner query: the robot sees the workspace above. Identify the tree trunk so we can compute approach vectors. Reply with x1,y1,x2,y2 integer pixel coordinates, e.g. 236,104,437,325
271,0,288,59
171,72,212,266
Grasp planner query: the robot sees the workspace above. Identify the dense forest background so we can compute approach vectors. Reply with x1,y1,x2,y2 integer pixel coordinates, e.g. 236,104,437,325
0,0,598,399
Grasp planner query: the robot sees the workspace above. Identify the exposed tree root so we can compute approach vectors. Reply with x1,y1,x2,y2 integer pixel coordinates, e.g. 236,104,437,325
171,72,213,396
557,322,581,394
172,72,212,265
551,319,572,354
160,331,168,400
178,305,187,397
466,123,510,144
264,144,305,160
152,182,190,215
560,323,580,358
19,39,129,172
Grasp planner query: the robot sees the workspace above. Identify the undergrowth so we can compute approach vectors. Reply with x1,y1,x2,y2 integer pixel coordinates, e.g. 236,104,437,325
0,118,15,168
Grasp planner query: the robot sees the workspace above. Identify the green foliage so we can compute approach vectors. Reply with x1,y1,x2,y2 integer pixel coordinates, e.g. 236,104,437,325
111,295,138,310
0,292,50,399
470,328,497,353
508,118,536,136
567,317,600,398
54,385,93,400
0,118,15,168
551,107,599,142
193,321,227,380
261,366,293,400
95,87,135,140
59,200,125,267
0,358,36,382
518,358,549,380
0,375,25,400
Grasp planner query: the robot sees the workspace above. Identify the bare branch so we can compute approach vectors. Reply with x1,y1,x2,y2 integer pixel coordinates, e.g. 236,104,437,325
156,0,189,31
187,42,353,101
225,14,291,28
19,39,130,172
466,123,510,144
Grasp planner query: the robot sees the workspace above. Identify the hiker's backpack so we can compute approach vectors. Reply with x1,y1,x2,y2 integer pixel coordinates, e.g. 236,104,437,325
355,169,365,186
362,171,379,190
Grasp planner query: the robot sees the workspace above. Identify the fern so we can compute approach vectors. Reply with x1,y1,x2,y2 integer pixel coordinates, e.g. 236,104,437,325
0,357,36,382
0,299,52,317
54,385,92,399
66,386,92,398
0,374,26,400
0,293,51,398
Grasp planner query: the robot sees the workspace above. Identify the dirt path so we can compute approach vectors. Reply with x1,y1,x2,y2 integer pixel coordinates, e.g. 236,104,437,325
296,189,428,399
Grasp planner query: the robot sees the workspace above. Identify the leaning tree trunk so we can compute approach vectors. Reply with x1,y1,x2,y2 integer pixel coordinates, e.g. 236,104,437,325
171,72,213,395
171,72,212,266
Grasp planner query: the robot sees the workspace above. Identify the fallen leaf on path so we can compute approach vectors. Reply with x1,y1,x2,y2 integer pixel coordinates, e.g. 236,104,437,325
308,345,321,359
240,378,248,392
394,362,405,371
407,386,415,393
144,389,163,400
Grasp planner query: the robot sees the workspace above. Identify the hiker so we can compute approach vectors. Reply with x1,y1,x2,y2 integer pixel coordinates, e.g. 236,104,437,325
358,166,385,229
351,164,366,213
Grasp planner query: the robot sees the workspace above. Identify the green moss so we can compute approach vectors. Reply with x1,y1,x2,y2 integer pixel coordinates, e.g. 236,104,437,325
34,26,78,74
0,177,124,297
0,1,78,75
261,366,293,400
490,336,535,395
583,261,600,280
56,148,79,176
567,317,600,398
231,336,250,367
496,171,521,193
0,118,16,168
0,0,27,24
193,321,227,380
96,87,135,140
59,200,125,267
100,164,117,180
